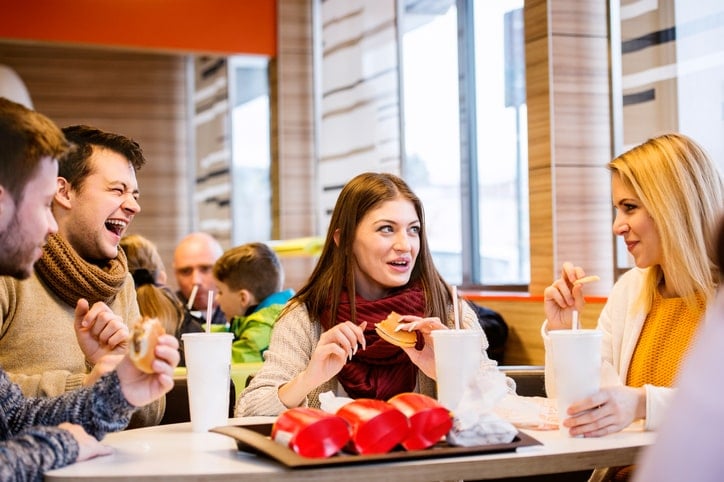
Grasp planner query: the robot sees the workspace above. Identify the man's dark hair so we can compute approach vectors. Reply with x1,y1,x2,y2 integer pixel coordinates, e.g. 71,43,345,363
60,125,145,192
0,97,68,203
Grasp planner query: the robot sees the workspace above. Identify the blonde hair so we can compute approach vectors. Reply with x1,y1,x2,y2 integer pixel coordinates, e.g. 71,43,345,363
120,234,184,335
608,133,723,310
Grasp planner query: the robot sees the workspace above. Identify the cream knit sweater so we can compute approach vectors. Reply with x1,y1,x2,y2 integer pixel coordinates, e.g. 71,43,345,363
0,271,164,426
236,301,502,416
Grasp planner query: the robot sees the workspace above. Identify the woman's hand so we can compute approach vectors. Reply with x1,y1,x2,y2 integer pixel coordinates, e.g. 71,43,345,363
543,261,589,330
115,334,180,407
306,321,367,386
395,315,447,379
561,385,646,437
279,321,367,408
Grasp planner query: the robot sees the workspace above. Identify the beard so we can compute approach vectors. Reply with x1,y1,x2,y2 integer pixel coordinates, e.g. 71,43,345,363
0,213,40,279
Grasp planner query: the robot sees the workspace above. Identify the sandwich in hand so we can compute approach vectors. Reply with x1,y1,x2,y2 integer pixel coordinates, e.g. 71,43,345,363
375,311,417,348
129,316,165,373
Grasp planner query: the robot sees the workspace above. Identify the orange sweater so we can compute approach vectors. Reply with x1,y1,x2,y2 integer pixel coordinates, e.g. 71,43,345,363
627,291,706,387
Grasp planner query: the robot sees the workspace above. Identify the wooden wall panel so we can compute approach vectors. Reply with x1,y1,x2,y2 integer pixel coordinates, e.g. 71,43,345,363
0,42,190,283
192,56,232,248
275,0,318,290
317,0,401,234
525,0,614,298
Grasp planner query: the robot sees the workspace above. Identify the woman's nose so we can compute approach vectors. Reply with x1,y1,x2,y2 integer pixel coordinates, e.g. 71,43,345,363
394,234,411,251
612,213,629,235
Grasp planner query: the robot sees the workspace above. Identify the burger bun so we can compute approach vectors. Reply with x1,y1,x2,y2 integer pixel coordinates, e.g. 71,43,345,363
129,316,165,373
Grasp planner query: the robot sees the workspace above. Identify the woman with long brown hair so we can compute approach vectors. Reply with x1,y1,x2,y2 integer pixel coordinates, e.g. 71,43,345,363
238,172,501,415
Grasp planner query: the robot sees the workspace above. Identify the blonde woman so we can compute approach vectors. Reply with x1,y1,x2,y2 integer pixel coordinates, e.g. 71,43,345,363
542,133,723,439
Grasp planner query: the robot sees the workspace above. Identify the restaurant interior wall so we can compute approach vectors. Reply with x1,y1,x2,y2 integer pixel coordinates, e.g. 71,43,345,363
0,0,642,366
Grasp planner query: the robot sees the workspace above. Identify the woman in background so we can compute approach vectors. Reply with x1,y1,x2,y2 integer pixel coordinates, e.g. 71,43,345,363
238,172,502,416
120,234,203,364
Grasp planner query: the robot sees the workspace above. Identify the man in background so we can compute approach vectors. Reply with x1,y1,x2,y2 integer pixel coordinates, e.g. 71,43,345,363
173,231,227,327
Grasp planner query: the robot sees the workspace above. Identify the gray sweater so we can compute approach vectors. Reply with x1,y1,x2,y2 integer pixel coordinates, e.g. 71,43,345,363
0,369,134,482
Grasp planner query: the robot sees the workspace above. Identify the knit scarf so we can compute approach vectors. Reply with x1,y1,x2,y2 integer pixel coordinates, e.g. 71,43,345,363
34,233,129,307
329,285,426,400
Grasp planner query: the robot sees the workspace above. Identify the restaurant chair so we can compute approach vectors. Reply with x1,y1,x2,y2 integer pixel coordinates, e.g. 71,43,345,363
499,365,546,397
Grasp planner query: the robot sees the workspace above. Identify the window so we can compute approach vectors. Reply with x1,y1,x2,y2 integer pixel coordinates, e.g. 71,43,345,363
401,0,529,288
228,56,272,245
611,0,724,273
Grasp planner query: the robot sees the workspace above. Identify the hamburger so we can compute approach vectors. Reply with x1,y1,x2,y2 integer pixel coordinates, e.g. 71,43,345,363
375,311,417,348
129,316,165,373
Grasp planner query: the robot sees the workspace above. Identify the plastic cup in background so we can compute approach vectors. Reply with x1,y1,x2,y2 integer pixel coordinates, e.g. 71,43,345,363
431,329,483,411
548,329,602,435
181,332,234,432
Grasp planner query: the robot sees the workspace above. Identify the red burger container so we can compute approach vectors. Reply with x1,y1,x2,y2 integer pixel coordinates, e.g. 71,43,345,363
388,392,453,450
336,398,410,454
271,407,351,458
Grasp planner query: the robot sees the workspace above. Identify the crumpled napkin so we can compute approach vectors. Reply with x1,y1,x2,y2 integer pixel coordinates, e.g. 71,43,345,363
493,393,559,430
319,391,353,413
446,369,518,446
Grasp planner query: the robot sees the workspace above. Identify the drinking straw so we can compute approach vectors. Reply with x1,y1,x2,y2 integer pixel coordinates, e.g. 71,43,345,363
452,285,460,330
571,309,579,330
205,290,213,334
187,283,199,310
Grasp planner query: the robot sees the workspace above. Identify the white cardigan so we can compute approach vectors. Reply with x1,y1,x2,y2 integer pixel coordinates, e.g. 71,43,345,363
541,268,674,430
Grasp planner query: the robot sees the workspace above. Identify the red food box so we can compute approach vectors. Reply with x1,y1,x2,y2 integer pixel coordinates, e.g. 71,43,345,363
336,398,410,454
271,407,350,458
388,392,453,450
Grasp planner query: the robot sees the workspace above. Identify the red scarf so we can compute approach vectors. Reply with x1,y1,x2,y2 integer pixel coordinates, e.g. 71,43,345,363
326,285,426,400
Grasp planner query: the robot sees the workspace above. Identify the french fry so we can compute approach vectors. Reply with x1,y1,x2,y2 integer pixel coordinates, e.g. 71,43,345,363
573,275,600,286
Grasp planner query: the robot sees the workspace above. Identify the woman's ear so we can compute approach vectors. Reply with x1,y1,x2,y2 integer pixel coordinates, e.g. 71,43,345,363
54,177,72,209
333,228,341,247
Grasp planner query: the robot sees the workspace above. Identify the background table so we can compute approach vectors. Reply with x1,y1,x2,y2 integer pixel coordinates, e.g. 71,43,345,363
45,417,655,481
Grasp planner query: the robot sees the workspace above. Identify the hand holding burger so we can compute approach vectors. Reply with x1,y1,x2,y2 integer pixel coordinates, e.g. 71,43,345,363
114,316,180,407
376,311,448,380
130,317,166,373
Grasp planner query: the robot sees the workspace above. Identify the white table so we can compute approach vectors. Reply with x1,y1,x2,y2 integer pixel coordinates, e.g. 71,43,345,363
45,418,655,481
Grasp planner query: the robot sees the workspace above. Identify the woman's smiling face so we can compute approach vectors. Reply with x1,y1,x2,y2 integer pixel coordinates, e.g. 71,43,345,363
611,173,663,269
350,197,420,300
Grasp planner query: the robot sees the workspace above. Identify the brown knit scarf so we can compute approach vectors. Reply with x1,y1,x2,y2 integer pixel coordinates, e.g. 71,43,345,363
327,285,426,400
34,233,129,307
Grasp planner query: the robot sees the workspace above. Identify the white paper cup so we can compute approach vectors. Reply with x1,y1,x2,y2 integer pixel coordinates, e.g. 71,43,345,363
431,329,483,411
181,332,234,432
548,329,602,434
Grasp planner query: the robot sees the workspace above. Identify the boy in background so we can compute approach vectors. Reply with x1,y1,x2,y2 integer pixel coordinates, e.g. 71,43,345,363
213,242,293,363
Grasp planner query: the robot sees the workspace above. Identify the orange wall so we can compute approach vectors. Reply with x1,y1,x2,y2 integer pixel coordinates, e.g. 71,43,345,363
0,0,276,56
